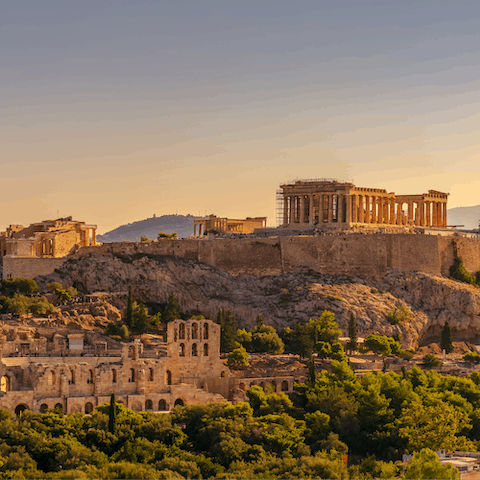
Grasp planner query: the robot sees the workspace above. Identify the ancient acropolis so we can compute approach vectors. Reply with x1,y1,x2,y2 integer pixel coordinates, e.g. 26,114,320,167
279,179,449,229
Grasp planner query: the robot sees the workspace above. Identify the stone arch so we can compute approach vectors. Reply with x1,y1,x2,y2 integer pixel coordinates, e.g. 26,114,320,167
129,368,135,382
203,343,209,356
48,370,56,386
112,368,117,383
87,369,94,384
179,322,186,340
85,402,94,414
174,398,184,407
54,403,63,413
166,370,172,385
192,322,198,339
158,399,168,411
15,404,28,417
1,375,11,392
69,369,75,385
179,343,185,357
203,323,209,340
148,368,154,381
192,343,198,356
269,381,276,392
281,380,289,391
40,403,48,413
145,399,153,411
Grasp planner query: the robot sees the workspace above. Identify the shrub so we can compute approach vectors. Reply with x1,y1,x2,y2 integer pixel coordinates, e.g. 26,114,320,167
423,353,442,367
386,305,409,325
464,351,480,363
227,345,249,367
450,255,477,285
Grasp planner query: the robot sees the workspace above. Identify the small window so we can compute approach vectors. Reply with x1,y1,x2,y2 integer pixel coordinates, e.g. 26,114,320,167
85,402,94,414
179,323,185,340
1,375,11,392
48,371,56,386
112,369,117,383
192,322,198,339
130,368,135,382
179,343,185,357
166,370,172,385
148,368,154,381
192,343,197,356
203,343,209,356
203,323,209,340
145,399,153,411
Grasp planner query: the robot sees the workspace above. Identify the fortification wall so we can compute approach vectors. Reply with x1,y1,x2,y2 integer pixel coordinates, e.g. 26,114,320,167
5,234,480,281
3,257,67,279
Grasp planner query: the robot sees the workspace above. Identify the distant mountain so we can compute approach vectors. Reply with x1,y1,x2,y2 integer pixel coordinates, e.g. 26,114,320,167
447,205,480,230
97,214,200,242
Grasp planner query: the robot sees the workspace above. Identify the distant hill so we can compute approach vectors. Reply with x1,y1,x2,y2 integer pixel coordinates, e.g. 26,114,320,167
97,214,200,243
447,205,480,230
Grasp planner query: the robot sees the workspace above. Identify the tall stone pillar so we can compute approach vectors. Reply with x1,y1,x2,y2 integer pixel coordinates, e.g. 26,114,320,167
283,197,289,225
327,195,333,223
396,203,401,225
289,197,294,224
408,201,413,225
299,196,305,224
359,195,364,223
378,197,384,224
309,195,314,224
419,200,424,226
318,195,323,223
351,195,358,222
338,193,344,223
364,196,370,223
443,202,447,227
345,194,352,224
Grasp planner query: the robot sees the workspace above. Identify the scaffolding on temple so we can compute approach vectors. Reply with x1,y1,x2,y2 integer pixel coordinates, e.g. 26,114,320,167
276,190,284,227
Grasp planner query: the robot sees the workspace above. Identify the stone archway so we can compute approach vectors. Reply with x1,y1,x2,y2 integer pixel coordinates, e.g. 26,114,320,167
15,404,29,417
174,398,184,407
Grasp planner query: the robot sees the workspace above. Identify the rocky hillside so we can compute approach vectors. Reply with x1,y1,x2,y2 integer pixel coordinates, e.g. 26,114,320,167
37,252,480,349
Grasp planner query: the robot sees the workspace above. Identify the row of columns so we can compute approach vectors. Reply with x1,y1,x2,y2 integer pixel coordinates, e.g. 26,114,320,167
283,194,447,227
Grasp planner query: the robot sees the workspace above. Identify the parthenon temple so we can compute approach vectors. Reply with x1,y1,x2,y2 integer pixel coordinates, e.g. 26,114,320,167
279,179,449,229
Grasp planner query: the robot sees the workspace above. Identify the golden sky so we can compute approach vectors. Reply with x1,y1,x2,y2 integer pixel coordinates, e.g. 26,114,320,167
2,1,480,233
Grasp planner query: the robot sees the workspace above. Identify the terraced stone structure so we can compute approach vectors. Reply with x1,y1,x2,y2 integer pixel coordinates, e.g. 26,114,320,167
279,179,449,229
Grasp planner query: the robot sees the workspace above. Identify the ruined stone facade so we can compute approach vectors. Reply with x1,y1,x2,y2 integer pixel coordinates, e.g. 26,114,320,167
279,179,449,229
0,217,97,280
0,319,231,415
193,214,267,237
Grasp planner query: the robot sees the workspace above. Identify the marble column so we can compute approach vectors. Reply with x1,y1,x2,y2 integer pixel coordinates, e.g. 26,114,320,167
346,194,352,224
283,197,288,225
309,195,314,224
408,201,413,225
358,195,364,223
299,196,305,224
443,202,447,227
378,197,384,224
364,196,370,223
327,195,333,223
338,193,344,223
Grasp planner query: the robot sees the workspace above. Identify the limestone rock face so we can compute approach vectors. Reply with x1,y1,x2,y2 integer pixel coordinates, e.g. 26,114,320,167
37,253,480,349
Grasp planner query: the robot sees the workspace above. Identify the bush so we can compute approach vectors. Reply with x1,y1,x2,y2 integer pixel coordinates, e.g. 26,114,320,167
227,345,249,367
450,255,477,285
386,305,409,325
423,353,442,367
464,351,480,363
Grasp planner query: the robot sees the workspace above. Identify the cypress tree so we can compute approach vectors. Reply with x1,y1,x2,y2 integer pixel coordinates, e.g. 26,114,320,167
125,286,133,327
163,293,180,323
108,392,117,435
307,353,316,383
347,313,358,353
441,321,454,354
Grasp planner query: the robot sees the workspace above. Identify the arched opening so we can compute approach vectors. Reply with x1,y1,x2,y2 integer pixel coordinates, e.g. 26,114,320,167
192,343,197,356
203,343,209,356
166,370,172,385
54,403,63,413
145,399,153,411
48,370,56,386
179,343,185,357
1,375,11,392
130,368,135,382
192,323,198,339
112,369,117,383
158,399,167,411
69,369,75,385
87,370,94,384
85,402,94,414
179,323,185,340
221,371,226,378
15,404,28,417
281,380,289,392
203,323,209,340
174,398,184,407
148,368,154,381
40,403,48,413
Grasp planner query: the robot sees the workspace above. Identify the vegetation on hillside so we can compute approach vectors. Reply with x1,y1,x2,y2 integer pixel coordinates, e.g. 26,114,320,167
0,278,54,315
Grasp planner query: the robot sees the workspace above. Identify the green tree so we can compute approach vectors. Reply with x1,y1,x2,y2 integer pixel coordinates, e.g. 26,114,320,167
140,236,148,242
251,316,284,354
282,322,314,358
423,353,442,367
227,345,249,367
308,311,341,344
1,277,39,296
347,313,358,353
217,309,237,353
125,286,133,326
403,448,459,479
163,293,180,323
441,321,454,354
108,393,117,435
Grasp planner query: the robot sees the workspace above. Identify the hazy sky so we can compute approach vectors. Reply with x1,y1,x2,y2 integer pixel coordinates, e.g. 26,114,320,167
2,1,480,233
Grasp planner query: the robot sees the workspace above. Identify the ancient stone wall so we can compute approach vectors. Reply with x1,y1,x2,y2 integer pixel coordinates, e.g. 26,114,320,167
3,257,67,279
76,234,480,280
